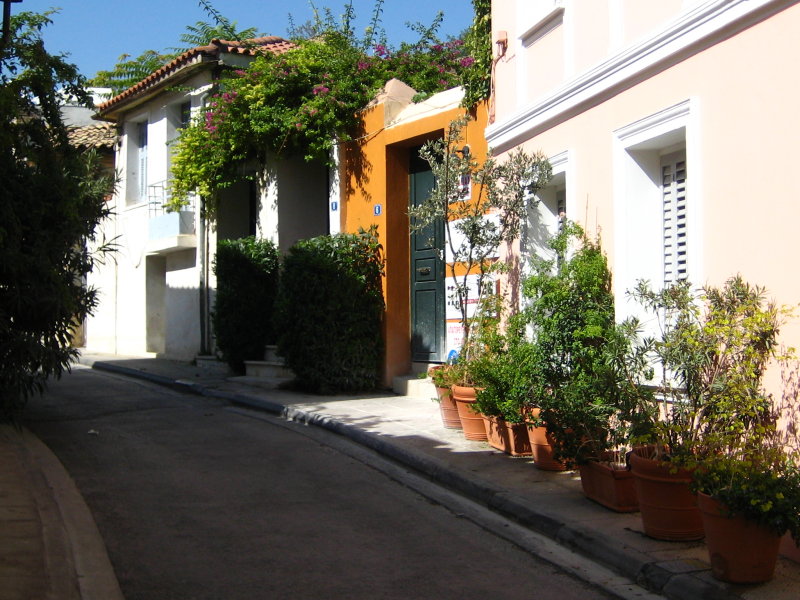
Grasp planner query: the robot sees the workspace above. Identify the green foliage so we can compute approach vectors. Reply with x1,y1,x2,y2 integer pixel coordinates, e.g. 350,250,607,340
630,276,786,461
521,222,654,466
212,237,280,374
274,227,385,394
168,3,474,211
89,49,175,96
409,117,551,363
634,275,800,535
472,312,542,424
461,0,492,108
0,11,115,421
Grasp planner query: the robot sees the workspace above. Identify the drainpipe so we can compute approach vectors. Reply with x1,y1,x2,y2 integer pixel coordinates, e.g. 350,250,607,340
197,197,206,355
198,90,212,356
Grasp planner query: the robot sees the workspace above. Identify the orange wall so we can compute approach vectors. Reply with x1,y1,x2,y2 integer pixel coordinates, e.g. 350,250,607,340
340,98,490,386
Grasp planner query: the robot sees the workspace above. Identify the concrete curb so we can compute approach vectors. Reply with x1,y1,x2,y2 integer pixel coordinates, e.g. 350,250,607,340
85,359,744,600
22,429,125,600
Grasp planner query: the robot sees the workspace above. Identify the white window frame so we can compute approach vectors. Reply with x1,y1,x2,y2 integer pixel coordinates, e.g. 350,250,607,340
612,98,702,323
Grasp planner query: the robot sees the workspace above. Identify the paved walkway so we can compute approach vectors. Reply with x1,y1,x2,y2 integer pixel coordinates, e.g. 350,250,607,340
4,351,800,599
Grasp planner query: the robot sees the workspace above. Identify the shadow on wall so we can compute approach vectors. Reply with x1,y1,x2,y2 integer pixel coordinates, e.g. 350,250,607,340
342,118,373,203
145,251,203,360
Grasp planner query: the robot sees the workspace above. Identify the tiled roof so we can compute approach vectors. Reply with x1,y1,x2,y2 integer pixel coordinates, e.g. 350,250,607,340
96,37,296,118
67,122,118,149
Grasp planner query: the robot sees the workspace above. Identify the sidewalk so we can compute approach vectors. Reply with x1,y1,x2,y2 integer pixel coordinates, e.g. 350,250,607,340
6,352,800,600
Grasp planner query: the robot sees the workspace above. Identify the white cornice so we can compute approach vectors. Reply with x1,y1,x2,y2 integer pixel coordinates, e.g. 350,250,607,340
487,0,791,152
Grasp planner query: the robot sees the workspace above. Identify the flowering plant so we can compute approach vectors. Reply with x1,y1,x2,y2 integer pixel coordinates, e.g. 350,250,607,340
168,4,477,213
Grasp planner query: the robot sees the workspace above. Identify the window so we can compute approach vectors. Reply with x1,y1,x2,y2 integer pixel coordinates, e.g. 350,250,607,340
126,119,149,205
178,101,191,129
613,99,697,322
137,121,148,203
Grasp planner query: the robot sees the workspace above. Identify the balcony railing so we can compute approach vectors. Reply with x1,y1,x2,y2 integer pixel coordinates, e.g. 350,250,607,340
146,181,197,254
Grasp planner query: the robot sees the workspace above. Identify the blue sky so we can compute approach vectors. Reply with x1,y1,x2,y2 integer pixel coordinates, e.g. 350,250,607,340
17,1,474,79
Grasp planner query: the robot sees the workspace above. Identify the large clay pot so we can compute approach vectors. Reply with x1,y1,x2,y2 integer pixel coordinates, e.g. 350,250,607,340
698,492,781,583
483,415,510,451
578,458,638,513
452,385,487,441
481,416,532,455
503,420,532,456
525,408,566,471
436,386,461,429
629,449,703,541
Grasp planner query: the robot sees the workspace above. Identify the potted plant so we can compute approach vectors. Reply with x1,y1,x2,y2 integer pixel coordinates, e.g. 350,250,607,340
472,311,534,456
520,222,643,479
429,364,461,429
680,278,797,582
628,276,788,542
409,117,551,443
693,447,800,583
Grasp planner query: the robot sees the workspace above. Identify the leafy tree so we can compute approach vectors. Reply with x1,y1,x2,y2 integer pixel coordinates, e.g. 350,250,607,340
0,11,115,420
461,0,492,108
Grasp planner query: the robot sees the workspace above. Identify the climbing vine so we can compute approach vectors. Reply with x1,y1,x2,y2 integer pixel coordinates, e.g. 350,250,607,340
167,3,480,212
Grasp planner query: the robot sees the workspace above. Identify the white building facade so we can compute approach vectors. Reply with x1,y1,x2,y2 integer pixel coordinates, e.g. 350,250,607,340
86,38,336,360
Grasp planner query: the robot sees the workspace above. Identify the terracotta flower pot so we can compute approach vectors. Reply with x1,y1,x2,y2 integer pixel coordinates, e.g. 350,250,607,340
698,492,781,583
629,449,703,541
482,415,510,451
452,385,487,441
481,417,532,456
525,408,566,471
578,457,638,513
435,386,461,429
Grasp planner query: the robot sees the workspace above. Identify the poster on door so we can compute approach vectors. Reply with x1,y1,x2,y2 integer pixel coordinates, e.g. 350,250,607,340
445,274,495,320
445,321,465,361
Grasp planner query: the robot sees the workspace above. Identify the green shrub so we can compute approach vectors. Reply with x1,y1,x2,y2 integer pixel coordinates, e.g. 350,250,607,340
212,237,280,374
275,227,385,394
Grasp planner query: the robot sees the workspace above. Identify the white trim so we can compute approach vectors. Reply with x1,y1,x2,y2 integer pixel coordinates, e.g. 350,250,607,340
614,99,692,145
612,99,703,323
520,7,564,47
488,0,787,152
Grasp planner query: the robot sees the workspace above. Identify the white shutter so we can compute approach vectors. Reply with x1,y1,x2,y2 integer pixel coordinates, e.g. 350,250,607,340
138,121,148,203
662,152,687,286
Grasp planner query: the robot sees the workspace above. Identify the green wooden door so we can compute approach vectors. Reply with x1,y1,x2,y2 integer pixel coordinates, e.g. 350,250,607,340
410,149,445,363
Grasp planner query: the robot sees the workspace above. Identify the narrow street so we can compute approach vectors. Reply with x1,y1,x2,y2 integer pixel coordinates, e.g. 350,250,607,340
25,367,614,600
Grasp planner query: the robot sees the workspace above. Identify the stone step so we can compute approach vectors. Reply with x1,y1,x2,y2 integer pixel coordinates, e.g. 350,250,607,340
227,375,292,390
244,360,293,379
264,345,283,363
195,355,232,376
392,374,437,400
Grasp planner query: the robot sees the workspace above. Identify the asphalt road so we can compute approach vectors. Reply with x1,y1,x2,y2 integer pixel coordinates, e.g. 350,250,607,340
26,366,615,600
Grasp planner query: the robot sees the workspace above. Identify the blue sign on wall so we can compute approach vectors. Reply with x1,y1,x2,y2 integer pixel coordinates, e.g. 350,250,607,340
373,204,382,216
330,201,338,211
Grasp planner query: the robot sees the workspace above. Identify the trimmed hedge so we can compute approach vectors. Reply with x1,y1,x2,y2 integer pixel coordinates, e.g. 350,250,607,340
212,237,280,374
275,228,385,393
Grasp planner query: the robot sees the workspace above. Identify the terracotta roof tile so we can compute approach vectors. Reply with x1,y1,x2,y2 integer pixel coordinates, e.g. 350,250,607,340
96,37,296,117
67,122,118,149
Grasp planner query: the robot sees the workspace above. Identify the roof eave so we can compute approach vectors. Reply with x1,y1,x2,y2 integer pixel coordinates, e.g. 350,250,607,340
93,56,213,122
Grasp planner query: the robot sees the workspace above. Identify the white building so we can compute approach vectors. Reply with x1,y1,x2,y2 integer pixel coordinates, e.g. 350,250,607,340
86,38,336,360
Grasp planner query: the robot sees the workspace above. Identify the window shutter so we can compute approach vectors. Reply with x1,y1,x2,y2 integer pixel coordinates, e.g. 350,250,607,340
138,121,148,202
662,152,687,286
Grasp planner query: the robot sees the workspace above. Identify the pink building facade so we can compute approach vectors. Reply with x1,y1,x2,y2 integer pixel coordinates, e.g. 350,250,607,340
487,0,800,362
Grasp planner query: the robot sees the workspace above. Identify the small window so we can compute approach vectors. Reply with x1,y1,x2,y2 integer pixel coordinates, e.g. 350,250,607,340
178,101,192,129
